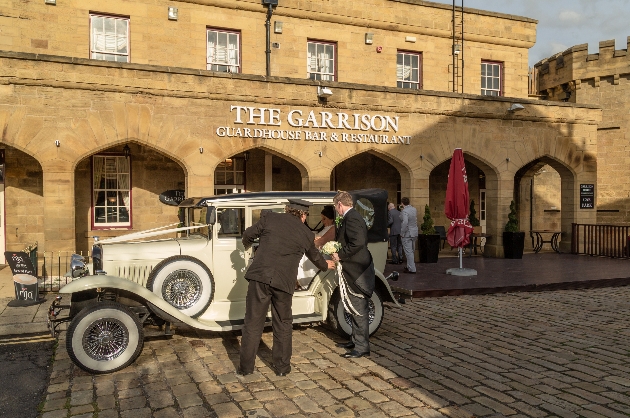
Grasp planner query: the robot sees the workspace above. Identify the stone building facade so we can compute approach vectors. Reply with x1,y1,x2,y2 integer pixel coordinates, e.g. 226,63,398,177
535,38,630,225
0,0,601,261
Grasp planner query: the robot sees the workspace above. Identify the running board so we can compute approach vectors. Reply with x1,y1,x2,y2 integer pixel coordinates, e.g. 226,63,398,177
212,313,323,331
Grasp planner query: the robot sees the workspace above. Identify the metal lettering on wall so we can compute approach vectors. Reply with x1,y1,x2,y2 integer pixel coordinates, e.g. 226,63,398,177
580,184,594,209
215,106,412,145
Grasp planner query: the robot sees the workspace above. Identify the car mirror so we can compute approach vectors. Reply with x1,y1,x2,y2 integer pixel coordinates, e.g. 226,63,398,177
206,206,216,225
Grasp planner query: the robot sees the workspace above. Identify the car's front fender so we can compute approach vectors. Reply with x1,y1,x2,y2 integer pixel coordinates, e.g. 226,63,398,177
59,275,216,330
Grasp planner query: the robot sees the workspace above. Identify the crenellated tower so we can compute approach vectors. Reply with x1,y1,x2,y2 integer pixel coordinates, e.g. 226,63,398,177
535,37,630,223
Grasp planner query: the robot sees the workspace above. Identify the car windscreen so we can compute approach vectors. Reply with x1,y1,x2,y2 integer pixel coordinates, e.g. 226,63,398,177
187,207,209,238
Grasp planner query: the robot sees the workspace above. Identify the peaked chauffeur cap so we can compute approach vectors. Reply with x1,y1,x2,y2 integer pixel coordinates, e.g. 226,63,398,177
287,198,312,211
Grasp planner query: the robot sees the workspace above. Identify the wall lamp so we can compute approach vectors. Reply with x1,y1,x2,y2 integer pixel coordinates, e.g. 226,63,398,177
318,86,333,98
123,144,131,159
508,103,525,113
54,140,60,147
168,7,178,21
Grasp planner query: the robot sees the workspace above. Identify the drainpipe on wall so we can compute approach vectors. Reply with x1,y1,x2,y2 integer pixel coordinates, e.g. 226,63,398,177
263,0,278,78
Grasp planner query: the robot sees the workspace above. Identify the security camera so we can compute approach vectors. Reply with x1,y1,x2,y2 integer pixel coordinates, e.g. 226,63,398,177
317,86,333,98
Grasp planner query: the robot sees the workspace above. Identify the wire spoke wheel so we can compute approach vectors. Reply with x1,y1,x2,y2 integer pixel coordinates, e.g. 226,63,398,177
147,256,215,318
82,318,129,361
329,289,384,340
162,269,202,310
344,299,375,327
67,302,144,374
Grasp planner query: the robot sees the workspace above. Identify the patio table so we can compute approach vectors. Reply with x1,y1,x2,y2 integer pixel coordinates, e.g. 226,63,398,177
468,233,492,256
531,230,561,253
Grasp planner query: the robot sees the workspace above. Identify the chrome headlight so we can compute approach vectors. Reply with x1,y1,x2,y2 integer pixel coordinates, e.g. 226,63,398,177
70,254,89,278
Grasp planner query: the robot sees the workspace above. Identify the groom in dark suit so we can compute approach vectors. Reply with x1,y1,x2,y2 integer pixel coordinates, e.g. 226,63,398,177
331,191,375,358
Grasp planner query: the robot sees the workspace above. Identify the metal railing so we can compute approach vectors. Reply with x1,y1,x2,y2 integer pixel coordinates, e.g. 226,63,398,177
571,223,630,259
40,250,91,293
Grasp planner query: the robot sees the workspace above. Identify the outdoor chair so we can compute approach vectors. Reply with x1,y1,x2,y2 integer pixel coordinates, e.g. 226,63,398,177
434,225,448,251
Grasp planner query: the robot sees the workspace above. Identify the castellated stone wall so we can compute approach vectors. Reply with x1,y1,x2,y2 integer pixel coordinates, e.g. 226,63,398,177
535,37,630,224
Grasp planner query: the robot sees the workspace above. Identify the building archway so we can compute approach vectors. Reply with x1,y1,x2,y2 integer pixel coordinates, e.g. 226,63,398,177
216,148,303,193
331,152,402,204
74,142,186,252
427,151,501,255
515,156,574,252
429,158,488,233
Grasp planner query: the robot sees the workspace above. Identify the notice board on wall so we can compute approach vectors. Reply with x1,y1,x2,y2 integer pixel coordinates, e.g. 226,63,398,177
580,184,595,209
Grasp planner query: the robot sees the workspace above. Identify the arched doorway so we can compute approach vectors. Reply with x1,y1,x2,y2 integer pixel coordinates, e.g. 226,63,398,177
516,158,570,251
2,146,44,262
331,152,402,203
217,148,303,193
74,143,186,252
429,159,487,232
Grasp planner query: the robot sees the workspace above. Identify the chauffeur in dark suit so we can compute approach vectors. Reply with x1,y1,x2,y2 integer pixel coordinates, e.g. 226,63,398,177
331,191,375,358
238,199,335,377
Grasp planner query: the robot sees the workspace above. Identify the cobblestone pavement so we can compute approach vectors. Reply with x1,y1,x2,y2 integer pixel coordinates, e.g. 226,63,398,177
39,287,630,417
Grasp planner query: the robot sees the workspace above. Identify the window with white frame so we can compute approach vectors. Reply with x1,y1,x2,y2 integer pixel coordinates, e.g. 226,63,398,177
307,41,336,81
90,14,129,62
481,61,502,96
397,51,422,89
92,156,131,227
214,157,245,195
207,29,240,73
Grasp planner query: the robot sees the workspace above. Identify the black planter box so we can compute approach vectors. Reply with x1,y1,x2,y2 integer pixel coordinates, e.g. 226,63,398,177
503,231,525,259
419,234,440,263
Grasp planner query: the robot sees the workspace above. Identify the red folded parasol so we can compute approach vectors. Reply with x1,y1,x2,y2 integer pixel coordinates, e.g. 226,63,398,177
445,148,473,248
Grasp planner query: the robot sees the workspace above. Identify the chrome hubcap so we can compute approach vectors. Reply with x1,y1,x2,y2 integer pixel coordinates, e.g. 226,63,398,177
82,318,129,361
162,269,202,309
343,299,375,327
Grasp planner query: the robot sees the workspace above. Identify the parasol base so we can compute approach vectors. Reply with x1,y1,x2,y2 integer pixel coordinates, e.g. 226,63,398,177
446,267,477,276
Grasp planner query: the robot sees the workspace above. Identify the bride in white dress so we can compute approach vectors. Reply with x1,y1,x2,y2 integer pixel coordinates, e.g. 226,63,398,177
297,206,336,289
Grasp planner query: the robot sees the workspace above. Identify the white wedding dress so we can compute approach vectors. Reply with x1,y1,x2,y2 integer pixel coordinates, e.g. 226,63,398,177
296,225,334,290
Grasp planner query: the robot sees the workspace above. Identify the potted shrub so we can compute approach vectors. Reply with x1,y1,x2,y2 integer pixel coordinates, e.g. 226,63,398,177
503,200,525,259
469,200,482,234
418,204,440,263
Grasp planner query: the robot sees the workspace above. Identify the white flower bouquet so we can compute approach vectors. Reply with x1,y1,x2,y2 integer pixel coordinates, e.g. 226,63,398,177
320,241,342,255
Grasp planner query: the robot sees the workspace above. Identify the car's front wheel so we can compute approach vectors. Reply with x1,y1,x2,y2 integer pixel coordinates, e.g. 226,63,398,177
146,256,214,318
327,288,384,340
66,302,144,374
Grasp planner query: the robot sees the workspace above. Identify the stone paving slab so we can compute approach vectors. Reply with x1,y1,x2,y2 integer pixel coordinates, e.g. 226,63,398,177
38,286,630,417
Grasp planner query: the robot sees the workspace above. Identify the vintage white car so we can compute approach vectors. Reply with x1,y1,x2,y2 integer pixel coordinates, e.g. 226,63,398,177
49,189,399,374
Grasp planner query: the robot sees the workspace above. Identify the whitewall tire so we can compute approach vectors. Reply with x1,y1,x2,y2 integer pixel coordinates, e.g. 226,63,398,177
328,289,384,340
66,302,144,374
146,256,214,318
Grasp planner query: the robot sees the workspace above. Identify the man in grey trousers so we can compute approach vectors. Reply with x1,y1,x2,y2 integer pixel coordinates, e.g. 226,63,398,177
400,197,418,274
387,203,403,264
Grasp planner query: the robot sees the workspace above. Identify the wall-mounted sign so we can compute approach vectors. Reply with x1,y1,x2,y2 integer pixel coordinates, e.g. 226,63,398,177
580,184,594,209
159,189,186,206
215,105,412,146
5,251,40,306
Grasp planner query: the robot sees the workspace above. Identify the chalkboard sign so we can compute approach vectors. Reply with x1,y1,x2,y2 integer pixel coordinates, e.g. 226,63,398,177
159,189,186,206
580,184,595,209
5,251,40,306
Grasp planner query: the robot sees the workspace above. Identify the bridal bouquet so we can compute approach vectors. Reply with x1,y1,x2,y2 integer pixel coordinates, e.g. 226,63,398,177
320,241,342,255
320,241,364,316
